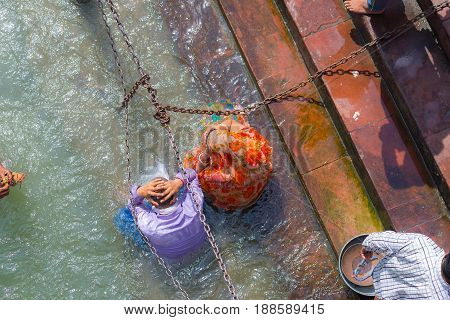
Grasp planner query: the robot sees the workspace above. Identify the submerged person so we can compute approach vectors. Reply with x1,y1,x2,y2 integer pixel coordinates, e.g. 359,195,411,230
344,0,389,14
115,165,206,261
361,231,450,300
184,112,272,211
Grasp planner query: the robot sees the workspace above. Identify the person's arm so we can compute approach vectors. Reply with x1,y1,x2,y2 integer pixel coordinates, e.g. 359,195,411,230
176,168,204,204
0,163,12,199
127,185,152,222
362,231,414,256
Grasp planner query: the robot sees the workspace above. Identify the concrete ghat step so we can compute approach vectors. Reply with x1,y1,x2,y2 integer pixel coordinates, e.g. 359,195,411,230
348,0,450,207
416,0,450,59
160,0,351,299
218,0,384,256
279,0,449,245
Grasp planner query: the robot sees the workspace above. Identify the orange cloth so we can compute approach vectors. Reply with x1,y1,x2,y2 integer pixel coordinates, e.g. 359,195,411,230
184,118,272,210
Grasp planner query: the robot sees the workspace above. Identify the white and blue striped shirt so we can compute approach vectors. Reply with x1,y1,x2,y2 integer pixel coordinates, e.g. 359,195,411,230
363,231,450,300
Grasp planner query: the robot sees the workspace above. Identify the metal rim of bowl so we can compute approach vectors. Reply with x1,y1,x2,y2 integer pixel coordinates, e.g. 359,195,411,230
338,234,376,297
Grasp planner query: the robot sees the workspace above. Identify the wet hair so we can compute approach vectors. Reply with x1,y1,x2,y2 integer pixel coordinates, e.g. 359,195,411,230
443,253,450,283
150,177,176,208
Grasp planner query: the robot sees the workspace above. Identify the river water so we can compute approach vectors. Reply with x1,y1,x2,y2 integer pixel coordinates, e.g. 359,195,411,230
0,0,346,299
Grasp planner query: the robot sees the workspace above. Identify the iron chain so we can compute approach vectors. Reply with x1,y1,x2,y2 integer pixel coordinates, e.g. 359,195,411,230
162,124,239,299
121,93,191,300
246,0,449,114
100,0,238,299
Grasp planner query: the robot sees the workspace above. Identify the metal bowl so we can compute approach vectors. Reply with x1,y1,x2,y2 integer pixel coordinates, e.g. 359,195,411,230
338,234,376,297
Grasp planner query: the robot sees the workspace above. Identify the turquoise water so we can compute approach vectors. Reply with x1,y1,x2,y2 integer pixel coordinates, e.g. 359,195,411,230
0,0,341,299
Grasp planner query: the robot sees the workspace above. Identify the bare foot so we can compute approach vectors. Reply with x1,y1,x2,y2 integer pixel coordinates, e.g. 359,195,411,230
344,0,385,14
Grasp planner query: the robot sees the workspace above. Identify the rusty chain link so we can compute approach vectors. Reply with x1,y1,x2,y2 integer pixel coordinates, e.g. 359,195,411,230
162,124,239,299
323,69,381,77
104,0,145,77
98,0,448,300
241,0,449,114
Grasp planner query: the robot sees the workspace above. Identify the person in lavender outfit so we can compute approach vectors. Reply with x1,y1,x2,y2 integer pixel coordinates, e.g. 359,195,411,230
115,164,206,261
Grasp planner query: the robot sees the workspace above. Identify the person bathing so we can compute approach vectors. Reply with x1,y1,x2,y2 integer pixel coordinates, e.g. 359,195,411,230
115,164,206,261
184,116,273,211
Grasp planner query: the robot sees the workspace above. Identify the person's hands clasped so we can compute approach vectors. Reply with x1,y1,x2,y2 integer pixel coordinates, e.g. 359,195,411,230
137,178,166,206
158,179,183,204
0,164,13,199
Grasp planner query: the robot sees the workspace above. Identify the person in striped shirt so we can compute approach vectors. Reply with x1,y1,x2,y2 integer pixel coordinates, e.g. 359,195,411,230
361,231,450,300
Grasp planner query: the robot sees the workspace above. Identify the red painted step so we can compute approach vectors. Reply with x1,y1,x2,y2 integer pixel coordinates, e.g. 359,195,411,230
218,0,383,256
280,0,449,245
160,0,352,299
349,0,450,207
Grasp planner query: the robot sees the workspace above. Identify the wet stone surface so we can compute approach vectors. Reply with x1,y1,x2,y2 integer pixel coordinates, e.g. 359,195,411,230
356,0,450,201
350,116,437,210
269,100,346,173
426,128,450,188
416,0,450,59
407,216,450,249
387,194,447,231
218,0,346,172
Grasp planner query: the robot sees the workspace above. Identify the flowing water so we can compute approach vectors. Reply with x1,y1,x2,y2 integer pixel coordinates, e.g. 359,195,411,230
0,0,344,299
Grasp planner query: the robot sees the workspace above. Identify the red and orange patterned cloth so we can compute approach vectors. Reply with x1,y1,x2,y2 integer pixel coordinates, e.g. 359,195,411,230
184,113,272,211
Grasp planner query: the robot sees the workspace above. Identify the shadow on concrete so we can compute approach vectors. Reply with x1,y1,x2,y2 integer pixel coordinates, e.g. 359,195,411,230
354,0,448,192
